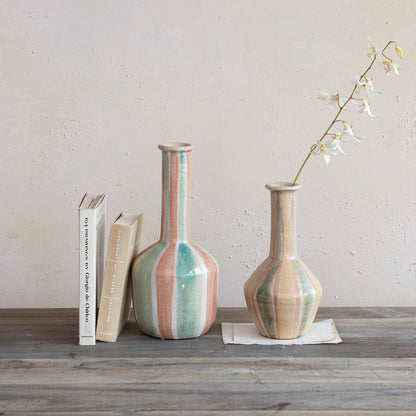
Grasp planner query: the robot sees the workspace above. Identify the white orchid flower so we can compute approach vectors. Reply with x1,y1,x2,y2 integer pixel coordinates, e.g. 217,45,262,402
354,75,380,99
312,135,345,165
383,60,400,75
312,142,332,165
359,99,377,118
356,99,376,119
318,92,346,108
367,36,382,61
340,121,362,142
328,135,345,154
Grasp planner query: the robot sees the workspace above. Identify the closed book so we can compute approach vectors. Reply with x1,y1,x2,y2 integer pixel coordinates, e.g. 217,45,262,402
96,213,143,342
79,192,106,346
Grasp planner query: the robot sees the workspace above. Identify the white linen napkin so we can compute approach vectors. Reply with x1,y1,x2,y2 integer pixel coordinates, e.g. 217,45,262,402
221,319,342,345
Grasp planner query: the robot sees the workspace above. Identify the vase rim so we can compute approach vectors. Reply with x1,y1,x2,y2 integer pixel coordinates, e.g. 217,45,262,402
158,142,194,152
265,181,302,191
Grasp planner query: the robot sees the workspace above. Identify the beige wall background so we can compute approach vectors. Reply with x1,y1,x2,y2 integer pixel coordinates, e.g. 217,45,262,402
1,0,415,308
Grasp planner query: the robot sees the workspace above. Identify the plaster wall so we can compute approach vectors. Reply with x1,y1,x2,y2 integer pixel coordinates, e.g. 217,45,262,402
1,0,415,307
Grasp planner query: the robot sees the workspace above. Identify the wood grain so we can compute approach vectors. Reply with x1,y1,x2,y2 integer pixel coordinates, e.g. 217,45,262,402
0,307,415,415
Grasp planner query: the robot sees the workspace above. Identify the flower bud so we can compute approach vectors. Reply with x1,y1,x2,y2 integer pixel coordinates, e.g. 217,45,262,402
395,44,403,59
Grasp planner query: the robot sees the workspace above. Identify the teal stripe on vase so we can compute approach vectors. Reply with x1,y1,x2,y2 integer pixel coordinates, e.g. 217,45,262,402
174,243,205,338
132,242,166,338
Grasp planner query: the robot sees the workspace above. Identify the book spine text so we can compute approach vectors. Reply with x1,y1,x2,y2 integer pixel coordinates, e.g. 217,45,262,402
79,210,97,345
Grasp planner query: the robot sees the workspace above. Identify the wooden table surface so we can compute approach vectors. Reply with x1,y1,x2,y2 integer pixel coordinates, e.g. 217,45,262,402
1,307,415,415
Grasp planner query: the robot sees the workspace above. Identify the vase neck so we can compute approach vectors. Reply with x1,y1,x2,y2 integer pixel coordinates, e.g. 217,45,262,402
160,149,192,243
269,189,298,259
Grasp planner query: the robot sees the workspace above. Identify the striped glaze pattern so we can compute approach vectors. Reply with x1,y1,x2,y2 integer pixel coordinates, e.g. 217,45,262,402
132,144,218,339
244,183,322,339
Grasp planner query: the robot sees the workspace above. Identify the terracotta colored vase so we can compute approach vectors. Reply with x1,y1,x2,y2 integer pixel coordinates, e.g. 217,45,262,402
244,182,322,339
131,143,218,339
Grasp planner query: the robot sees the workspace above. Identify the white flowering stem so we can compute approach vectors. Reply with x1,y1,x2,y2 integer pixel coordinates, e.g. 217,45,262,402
291,41,396,186
292,81,361,185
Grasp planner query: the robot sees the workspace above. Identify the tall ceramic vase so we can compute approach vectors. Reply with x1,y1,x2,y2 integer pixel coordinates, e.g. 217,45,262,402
132,143,218,339
244,182,322,339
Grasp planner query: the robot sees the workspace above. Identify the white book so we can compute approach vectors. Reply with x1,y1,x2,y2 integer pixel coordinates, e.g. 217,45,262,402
79,192,106,346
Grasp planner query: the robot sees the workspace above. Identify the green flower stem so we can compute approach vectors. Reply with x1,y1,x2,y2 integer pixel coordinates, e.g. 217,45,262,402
292,151,312,185
291,50,383,186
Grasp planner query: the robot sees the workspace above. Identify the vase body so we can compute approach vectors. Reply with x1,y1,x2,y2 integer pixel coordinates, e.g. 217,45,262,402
132,143,218,339
244,182,322,339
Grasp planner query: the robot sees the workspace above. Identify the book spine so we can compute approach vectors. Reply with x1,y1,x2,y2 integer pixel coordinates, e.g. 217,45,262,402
79,209,97,345
95,202,106,308
96,224,132,342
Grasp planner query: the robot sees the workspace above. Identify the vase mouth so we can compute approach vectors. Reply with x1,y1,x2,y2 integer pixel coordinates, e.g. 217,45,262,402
265,182,302,192
158,142,194,152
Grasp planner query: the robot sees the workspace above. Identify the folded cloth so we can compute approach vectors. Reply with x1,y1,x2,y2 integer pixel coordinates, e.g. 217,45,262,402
221,319,342,345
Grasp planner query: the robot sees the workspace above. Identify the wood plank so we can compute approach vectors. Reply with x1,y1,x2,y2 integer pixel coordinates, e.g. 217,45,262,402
3,341,416,360
1,307,415,319
1,382,415,412
1,317,415,360
1,357,415,385
1,342,412,360
3,412,415,416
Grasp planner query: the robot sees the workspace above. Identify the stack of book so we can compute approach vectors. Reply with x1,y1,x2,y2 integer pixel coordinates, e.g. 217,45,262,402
78,193,143,345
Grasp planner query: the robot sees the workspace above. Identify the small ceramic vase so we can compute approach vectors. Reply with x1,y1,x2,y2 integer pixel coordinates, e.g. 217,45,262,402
244,182,322,339
132,143,218,339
